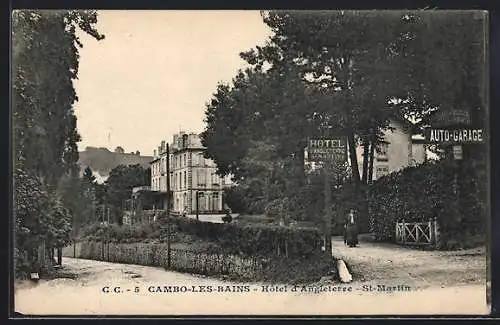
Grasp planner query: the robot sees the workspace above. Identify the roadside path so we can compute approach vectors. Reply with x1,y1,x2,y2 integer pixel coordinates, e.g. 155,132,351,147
331,235,487,290
14,257,488,315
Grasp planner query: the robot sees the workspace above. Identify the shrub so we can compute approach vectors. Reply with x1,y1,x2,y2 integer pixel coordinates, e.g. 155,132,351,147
14,168,73,277
369,160,487,249
82,215,323,259
78,241,332,284
168,216,323,258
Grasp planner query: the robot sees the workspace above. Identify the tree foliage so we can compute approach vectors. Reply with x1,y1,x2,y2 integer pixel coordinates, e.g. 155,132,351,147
12,10,104,186
12,10,104,275
104,164,151,224
201,10,487,230
14,168,73,274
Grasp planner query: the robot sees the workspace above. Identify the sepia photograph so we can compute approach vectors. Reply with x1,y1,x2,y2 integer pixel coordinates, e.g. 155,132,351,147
12,9,490,316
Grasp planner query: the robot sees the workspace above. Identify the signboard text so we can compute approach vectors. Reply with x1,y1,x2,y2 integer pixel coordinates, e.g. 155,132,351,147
426,128,484,143
307,137,347,163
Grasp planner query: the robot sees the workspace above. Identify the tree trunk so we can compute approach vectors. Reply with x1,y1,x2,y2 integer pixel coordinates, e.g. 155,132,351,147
323,169,332,259
368,141,375,183
295,147,306,186
361,140,369,184
347,130,360,185
57,247,62,266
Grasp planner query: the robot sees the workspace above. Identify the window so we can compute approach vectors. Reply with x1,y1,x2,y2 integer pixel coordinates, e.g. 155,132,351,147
212,192,219,211
375,165,389,179
184,154,187,167
197,170,206,187
184,171,187,189
211,172,219,185
376,143,389,161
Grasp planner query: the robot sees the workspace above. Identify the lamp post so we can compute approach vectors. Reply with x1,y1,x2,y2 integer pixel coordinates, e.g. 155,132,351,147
107,206,110,261
196,191,205,221
196,192,199,221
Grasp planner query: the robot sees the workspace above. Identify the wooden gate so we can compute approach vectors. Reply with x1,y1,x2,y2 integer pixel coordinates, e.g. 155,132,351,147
395,218,439,246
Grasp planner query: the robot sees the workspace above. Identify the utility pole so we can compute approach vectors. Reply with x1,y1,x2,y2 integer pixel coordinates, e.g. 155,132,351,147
73,211,76,258
324,167,332,259
166,143,171,269
101,203,105,260
107,206,110,261
196,192,199,221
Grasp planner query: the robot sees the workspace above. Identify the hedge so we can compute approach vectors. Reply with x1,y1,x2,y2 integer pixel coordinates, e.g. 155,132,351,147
369,160,487,249
78,241,333,284
82,216,323,259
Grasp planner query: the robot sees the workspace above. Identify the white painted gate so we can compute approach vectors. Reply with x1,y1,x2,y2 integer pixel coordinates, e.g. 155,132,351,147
395,218,439,246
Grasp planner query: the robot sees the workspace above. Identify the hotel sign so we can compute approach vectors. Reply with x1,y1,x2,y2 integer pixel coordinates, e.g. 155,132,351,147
307,137,348,163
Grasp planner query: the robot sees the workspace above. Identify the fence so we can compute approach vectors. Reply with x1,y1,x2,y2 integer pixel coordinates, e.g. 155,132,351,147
70,241,266,279
395,218,440,247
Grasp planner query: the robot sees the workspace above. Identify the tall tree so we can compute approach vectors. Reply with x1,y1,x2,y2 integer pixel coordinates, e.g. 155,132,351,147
104,164,151,224
13,10,104,275
12,10,104,187
240,11,414,187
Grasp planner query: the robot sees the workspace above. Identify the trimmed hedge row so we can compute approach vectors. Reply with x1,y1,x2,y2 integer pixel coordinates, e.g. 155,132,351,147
369,160,487,249
171,217,323,258
78,241,333,284
82,216,323,258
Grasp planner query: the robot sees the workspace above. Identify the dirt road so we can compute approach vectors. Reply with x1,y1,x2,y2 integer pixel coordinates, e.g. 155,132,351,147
331,235,487,290
14,257,489,316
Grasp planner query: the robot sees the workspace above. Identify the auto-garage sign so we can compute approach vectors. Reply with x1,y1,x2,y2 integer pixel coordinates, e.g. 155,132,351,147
425,110,485,144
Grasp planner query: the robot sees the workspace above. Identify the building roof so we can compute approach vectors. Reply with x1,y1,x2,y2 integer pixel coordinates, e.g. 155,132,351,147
390,114,422,134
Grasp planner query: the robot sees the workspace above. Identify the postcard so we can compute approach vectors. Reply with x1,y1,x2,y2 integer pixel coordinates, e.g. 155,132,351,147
12,9,490,316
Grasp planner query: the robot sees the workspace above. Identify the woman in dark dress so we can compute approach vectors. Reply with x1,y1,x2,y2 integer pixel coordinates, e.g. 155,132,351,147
344,209,359,247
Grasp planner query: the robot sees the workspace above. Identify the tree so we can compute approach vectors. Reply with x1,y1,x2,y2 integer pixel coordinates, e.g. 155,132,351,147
241,11,415,188
104,164,151,224
15,168,72,273
12,10,104,188
12,10,104,275
202,11,417,224
114,146,125,154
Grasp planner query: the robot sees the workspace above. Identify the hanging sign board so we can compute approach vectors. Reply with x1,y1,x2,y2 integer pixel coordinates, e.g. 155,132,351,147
306,137,348,163
430,110,471,128
425,109,485,144
425,128,484,144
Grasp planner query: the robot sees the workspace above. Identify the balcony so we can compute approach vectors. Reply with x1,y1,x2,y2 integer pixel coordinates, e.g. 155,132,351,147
132,185,151,194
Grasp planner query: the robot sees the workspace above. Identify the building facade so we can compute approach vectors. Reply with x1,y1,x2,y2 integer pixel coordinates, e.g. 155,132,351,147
355,118,428,181
305,118,429,180
150,132,232,215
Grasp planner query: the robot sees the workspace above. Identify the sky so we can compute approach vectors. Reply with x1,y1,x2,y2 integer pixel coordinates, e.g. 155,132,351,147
73,10,272,156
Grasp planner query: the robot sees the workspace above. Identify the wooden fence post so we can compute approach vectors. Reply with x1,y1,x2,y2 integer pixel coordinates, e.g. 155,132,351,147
428,219,433,244
401,219,406,244
395,221,399,243
433,217,440,248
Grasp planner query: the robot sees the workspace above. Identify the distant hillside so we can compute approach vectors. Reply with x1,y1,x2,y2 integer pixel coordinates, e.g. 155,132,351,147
78,146,153,179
